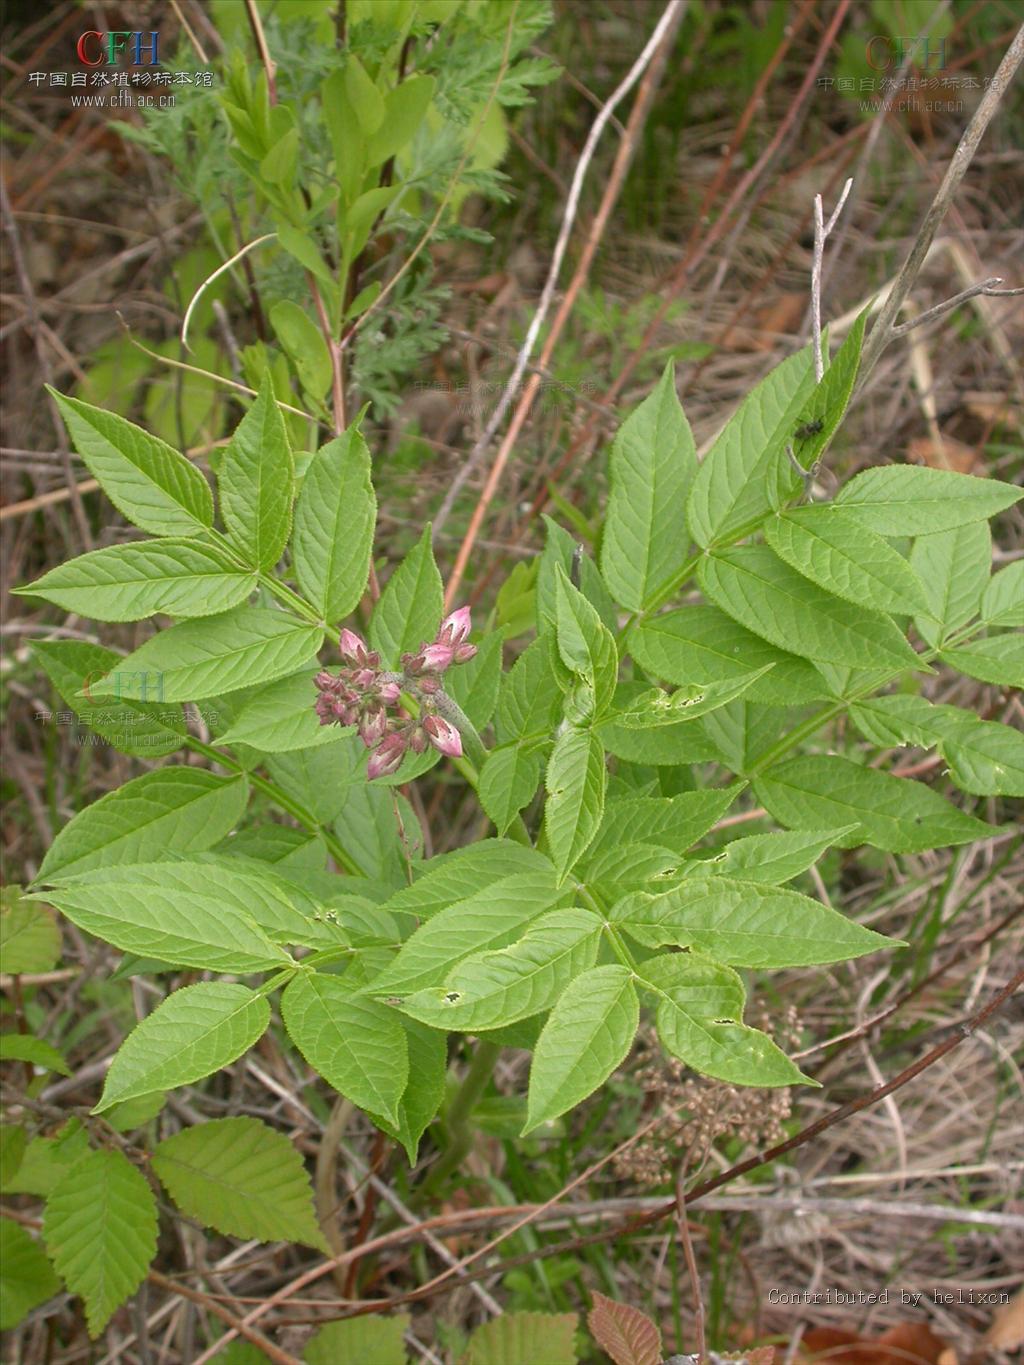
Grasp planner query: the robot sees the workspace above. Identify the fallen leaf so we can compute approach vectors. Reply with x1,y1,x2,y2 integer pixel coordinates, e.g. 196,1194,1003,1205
983,1286,1024,1351
588,1290,662,1365
907,435,981,475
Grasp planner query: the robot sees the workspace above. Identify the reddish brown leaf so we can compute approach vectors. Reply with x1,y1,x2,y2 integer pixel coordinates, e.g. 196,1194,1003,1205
874,1323,948,1365
588,1290,662,1365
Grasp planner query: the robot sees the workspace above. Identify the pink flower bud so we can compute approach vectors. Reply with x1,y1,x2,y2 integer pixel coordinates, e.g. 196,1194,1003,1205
358,706,388,748
418,675,440,696
408,726,428,754
420,642,455,672
379,681,401,705
339,628,370,665
454,642,477,664
367,732,407,779
423,713,463,759
439,606,472,646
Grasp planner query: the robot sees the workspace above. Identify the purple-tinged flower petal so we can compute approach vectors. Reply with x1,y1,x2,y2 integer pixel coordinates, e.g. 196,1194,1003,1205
420,642,455,672
454,642,477,664
423,713,463,758
438,606,472,646
339,628,370,665
367,732,407,779
379,681,402,705
358,706,388,748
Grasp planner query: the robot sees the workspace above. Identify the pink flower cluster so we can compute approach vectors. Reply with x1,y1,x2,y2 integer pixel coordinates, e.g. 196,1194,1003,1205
314,608,477,779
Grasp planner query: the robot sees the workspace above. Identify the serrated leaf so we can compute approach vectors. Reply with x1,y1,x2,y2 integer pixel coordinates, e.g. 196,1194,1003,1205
479,746,543,834
0,887,60,973
152,1116,326,1251
754,754,996,852
613,875,893,966
908,522,990,647
49,389,213,536
43,1148,158,1336
0,1034,69,1075
103,1091,167,1133
0,1218,60,1331
0,1125,26,1187
699,546,919,668
269,299,332,402
642,953,808,1087
708,827,854,885
366,1022,446,1164
219,669,353,751
282,972,408,1123
87,607,324,702
218,378,294,570
833,466,1022,535
524,965,638,1133
33,640,186,757
466,1311,579,1365
370,866,561,995
39,770,248,880
293,427,376,624
581,842,682,900
613,667,774,728
305,1314,411,1365
366,73,435,165
982,561,1024,627
2,1126,89,1198
536,515,618,636
765,506,930,616
445,629,502,729
940,634,1023,687
380,840,549,921
544,727,606,881
96,983,270,1112
44,863,294,972
596,684,720,766
267,740,357,823
14,539,257,622
396,909,602,1031
628,607,828,706
370,526,443,666
586,788,741,864
554,567,618,719
686,346,815,550
495,635,563,743
588,1291,661,1365
601,361,696,610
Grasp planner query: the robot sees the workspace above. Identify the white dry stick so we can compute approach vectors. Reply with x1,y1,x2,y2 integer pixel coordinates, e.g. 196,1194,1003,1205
811,177,853,382
433,0,686,537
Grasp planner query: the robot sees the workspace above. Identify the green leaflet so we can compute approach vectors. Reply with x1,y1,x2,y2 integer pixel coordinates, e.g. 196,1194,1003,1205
612,667,774,728
269,299,332,403
33,640,187,758
940,635,1024,688
544,727,607,881
686,345,815,551
395,909,603,1031
48,389,213,537
218,669,353,752
38,769,249,880
600,361,696,610
640,953,808,1087
379,840,551,921
596,683,719,766
96,983,269,1111
553,567,618,720
579,842,683,900
43,862,294,973
43,1148,158,1336
699,546,920,669
365,1021,447,1164
909,522,990,647
586,787,741,863
14,539,257,622
765,505,931,616
524,965,638,1133
152,1116,326,1251
536,515,618,634
753,754,996,852
370,524,444,665
366,73,435,165
282,972,408,1124
833,465,1023,536
699,699,793,776
707,827,855,885
0,1035,69,1076
292,426,376,624
495,635,563,743
466,1312,580,1365
479,746,543,835
0,1219,60,1331
305,1316,411,1365
445,629,503,729
0,889,60,974
982,561,1024,627
218,377,295,571
628,606,829,707
87,606,324,702
612,875,893,966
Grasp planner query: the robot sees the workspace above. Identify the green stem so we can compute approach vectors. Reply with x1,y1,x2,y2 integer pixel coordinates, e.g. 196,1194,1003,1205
421,1039,501,1195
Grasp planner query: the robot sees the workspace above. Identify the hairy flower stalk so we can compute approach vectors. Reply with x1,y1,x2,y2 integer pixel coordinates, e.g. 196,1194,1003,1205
313,610,477,778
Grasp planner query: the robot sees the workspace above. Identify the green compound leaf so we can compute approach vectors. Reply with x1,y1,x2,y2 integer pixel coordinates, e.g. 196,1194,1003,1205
544,726,607,882
87,606,324,702
754,754,996,852
765,505,931,617
612,875,894,967
833,465,1023,536
293,425,376,625
152,1116,326,1252
43,1148,158,1337
0,1034,69,1076
379,840,551,921
479,746,543,836
282,972,408,1124
48,389,213,536
940,634,1024,688
586,787,741,863
641,952,809,1087
370,525,443,666
0,1218,60,1331
466,1311,580,1365
524,965,638,1134
909,522,990,647
0,888,60,974
44,862,294,973
14,539,257,622
366,1021,446,1165
982,561,1024,627
33,640,187,758
628,606,828,707
305,1314,411,1365
218,376,295,571
600,361,696,611
699,546,920,669
218,668,354,752
395,909,602,1032
96,983,270,1112
707,827,855,885
39,769,248,881
686,345,815,551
